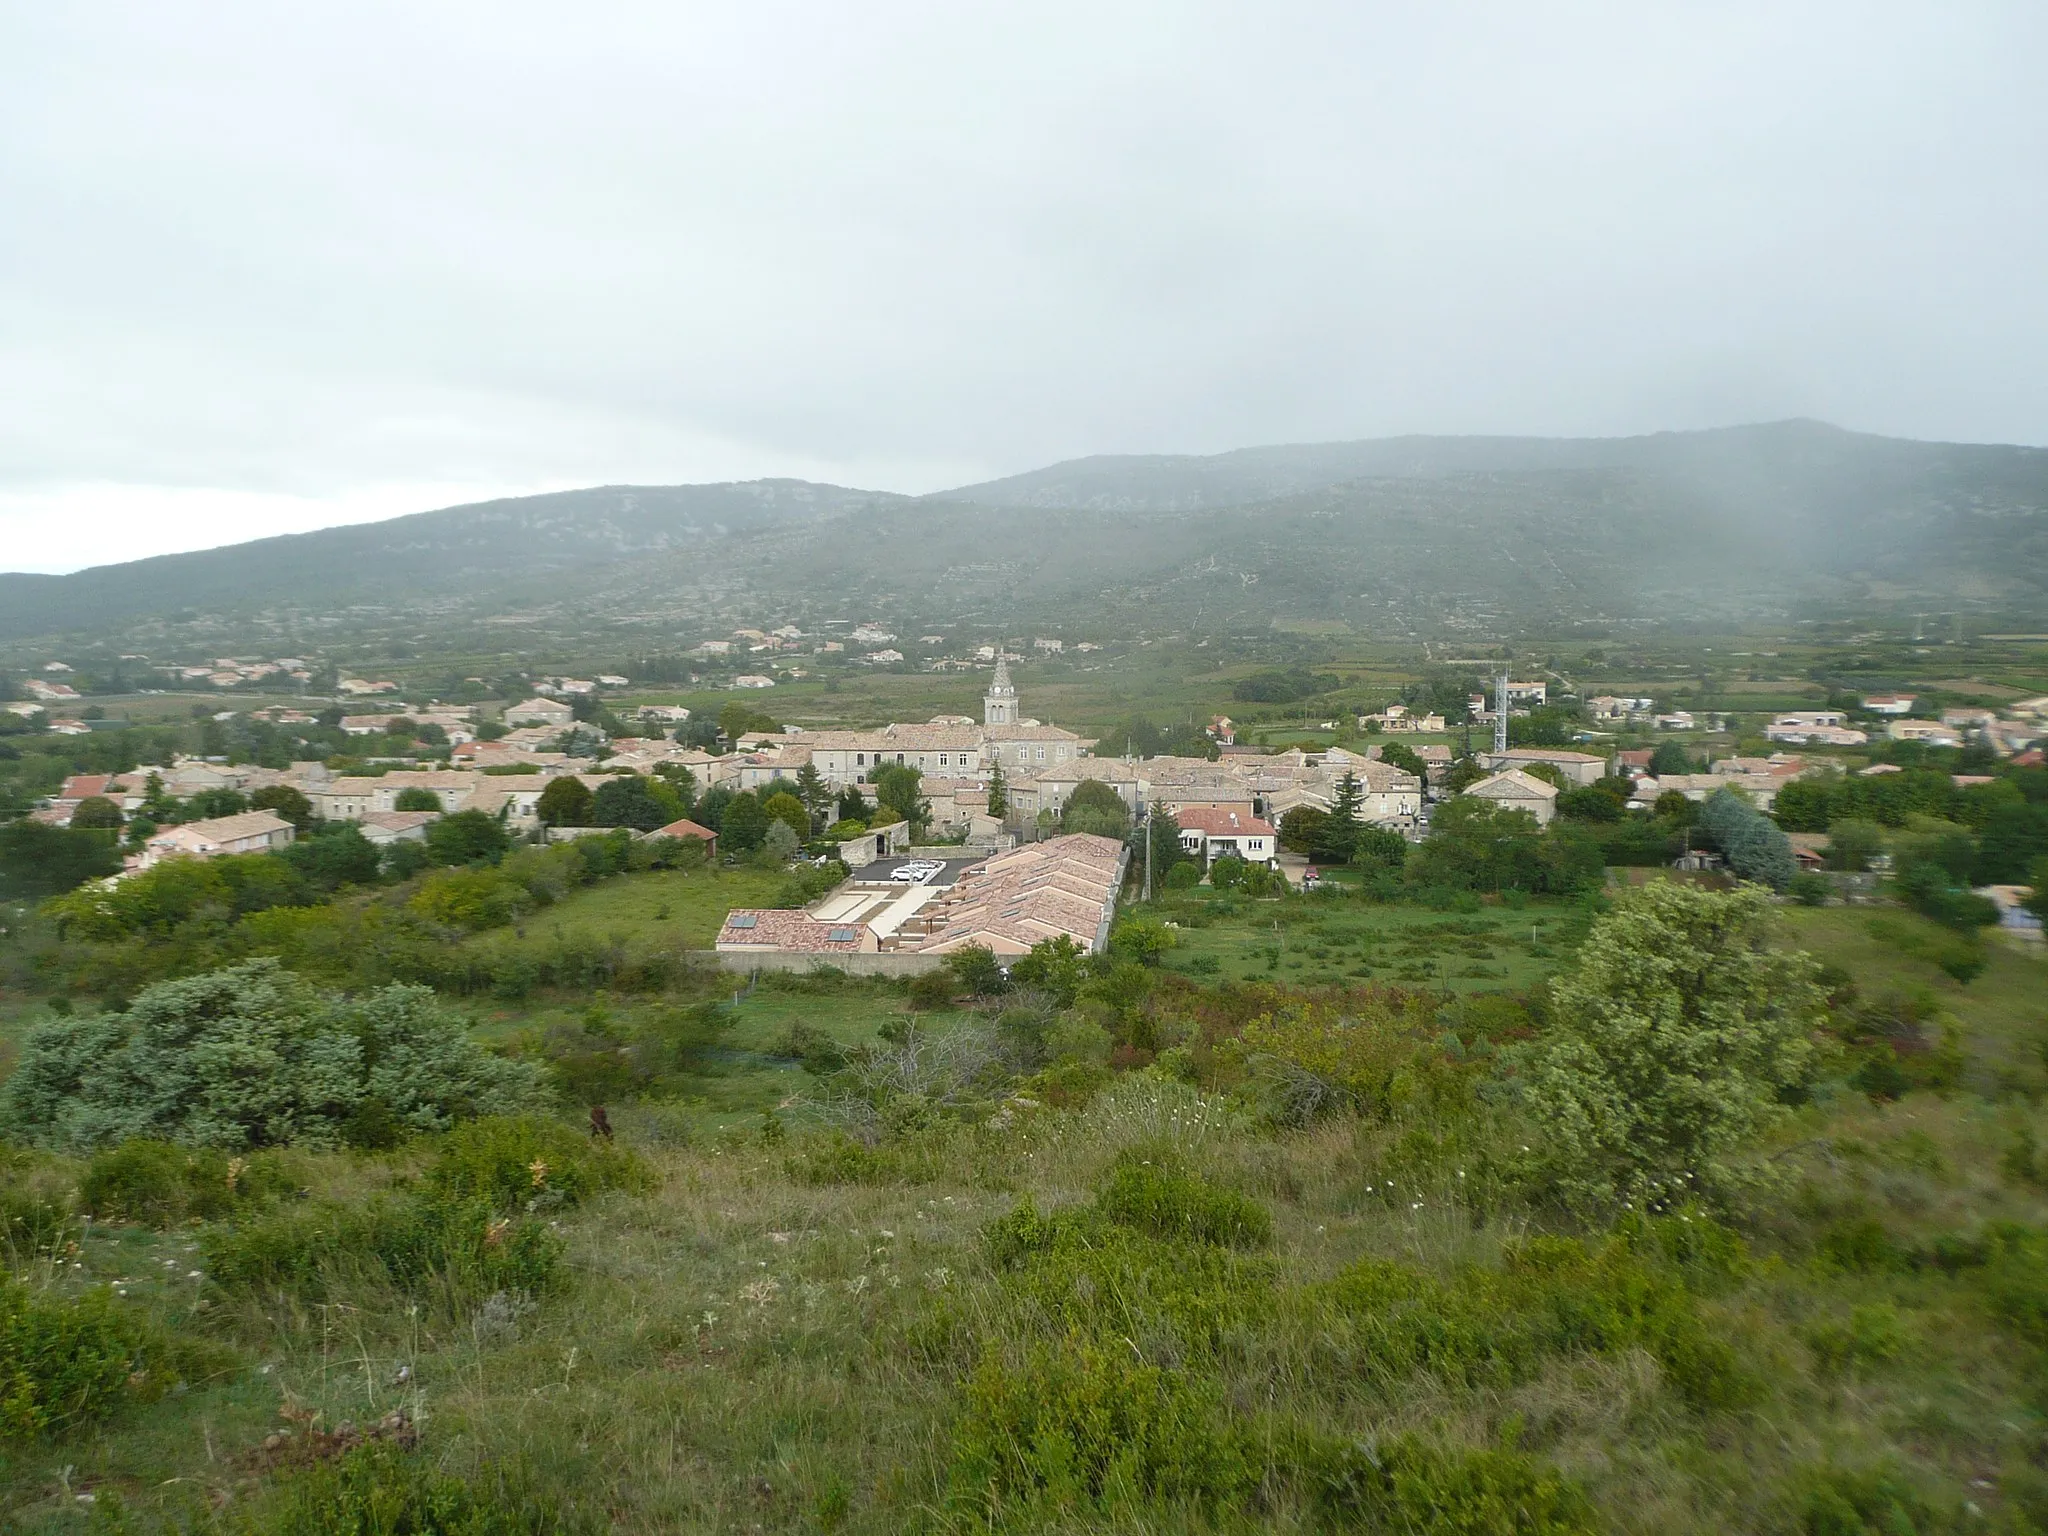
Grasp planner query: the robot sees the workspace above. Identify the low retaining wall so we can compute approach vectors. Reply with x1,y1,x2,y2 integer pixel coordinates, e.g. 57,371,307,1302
693,949,946,978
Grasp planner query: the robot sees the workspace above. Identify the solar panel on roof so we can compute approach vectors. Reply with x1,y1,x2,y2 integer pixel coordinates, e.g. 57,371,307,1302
727,914,757,929
828,927,857,942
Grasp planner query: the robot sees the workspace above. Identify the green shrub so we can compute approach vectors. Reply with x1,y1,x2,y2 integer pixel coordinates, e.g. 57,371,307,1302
0,960,550,1152
1,1276,163,1438
79,1140,300,1226
1797,1462,1936,1536
1323,1228,1749,1411
1290,1428,1594,1534
950,1336,1254,1515
1805,1303,1910,1375
0,1151,82,1261
201,1194,564,1310
424,1115,649,1214
785,1132,952,1188
1091,1153,1272,1249
242,1439,580,1534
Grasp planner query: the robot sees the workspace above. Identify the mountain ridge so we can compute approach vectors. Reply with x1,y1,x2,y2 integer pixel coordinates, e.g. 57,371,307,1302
5,421,2048,646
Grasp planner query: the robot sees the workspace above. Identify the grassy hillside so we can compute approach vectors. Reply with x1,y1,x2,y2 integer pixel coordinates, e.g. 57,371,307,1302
5,875,2048,1531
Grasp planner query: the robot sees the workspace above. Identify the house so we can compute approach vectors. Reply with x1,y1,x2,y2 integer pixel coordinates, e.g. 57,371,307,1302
1588,696,1654,723
355,811,439,845
1766,713,1868,746
863,649,905,664
1359,705,1447,733
716,910,880,955
504,697,574,728
336,678,399,696
1653,711,1696,731
24,679,81,702
1863,694,1917,716
1889,720,1962,747
1464,769,1559,826
892,834,1126,956
1615,749,1654,777
638,705,692,724
137,810,295,868
1478,748,1607,787
733,675,777,689
647,818,718,854
596,675,629,688
1174,807,1278,869
48,718,92,735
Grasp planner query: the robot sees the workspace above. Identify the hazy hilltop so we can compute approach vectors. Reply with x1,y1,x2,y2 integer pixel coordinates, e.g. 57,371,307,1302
0,480,904,642
6,421,2048,648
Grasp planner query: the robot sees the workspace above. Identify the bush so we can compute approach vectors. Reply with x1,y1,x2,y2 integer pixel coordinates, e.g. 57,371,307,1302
424,1115,649,1214
1091,1153,1272,1249
1323,1225,1750,1411
950,1337,1254,1514
1,1276,162,1438
906,968,957,1010
240,1438,580,1534
0,961,550,1152
80,1140,299,1226
1789,871,1832,906
201,1192,564,1310
1291,1429,1594,1534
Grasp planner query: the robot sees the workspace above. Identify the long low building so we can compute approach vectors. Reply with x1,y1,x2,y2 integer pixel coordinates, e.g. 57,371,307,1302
714,832,1128,963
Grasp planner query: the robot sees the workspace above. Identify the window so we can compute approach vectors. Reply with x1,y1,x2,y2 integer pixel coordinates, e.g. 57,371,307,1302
828,927,857,943
728,914,757,930
939,754,948,766
856,753,865,766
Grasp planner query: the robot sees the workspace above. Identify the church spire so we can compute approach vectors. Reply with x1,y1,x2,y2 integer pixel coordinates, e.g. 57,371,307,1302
984,655,1017,726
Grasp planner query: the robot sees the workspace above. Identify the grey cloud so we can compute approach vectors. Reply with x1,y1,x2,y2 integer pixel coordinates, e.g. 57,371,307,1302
2,2,2044,570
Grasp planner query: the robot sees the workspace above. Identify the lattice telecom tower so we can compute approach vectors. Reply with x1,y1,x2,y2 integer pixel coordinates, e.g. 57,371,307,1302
1494,668,1510,757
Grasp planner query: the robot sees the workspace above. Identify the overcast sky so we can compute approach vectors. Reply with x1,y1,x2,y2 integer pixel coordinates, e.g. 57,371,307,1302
3,4,2044,573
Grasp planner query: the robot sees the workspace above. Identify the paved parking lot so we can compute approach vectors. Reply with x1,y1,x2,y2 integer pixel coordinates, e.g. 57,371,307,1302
851,855,978,888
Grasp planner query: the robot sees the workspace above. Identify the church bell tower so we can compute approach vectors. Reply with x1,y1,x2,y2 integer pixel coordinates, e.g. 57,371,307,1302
983,656,1018,726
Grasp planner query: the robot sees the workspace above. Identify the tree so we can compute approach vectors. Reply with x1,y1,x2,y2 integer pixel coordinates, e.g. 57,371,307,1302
762,791,810,840
1823,818,1884,873
1009,935,1089,1008
69,795,123,830
535,775,594,829
986,760,1008,817
1648,743,1698,778
653,762,699,816
720,791,769,852
943,944,1006,996
1142,807,1187,887
791,762,829,829
186,787,248,820
276,824,381,891
0,821,121,900
1061,779,1129,839
1557,785,1624,822
424,809,510,866
695,785,736,831
835,785,869,825
718,701,781,746
761,818,800,861
1519,882,1823,1211
590,775,670,832
1349,825,1409,875
1313,773,1364,863
392,787,443,813
1441,757,1489,794
872,764,927,833
249,784,315,831
1377,741,1426,780
1696,787,1796,890
1278,806,1328,856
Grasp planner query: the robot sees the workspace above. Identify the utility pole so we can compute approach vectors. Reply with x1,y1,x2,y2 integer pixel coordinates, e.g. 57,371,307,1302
1143,801,1154,902
1494,667,1510,758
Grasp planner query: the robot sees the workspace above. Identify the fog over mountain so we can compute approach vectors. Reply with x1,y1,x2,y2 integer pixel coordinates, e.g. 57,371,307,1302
5,422,2046,646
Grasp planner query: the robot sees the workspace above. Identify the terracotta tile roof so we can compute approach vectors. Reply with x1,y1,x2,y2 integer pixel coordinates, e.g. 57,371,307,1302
651,818,717,842
1174,807,1275,837
716,910,875,951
